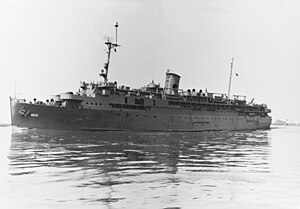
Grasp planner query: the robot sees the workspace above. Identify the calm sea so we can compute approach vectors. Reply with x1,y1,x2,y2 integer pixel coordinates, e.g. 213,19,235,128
0,126,299,209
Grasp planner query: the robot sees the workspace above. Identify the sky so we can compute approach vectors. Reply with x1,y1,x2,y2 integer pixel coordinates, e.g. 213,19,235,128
0,0,299,123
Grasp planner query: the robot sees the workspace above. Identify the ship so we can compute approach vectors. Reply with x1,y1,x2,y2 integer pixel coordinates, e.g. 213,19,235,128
10,23,272,131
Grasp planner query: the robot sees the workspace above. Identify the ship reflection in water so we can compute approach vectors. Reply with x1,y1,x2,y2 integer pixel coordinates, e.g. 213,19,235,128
3,128,299,209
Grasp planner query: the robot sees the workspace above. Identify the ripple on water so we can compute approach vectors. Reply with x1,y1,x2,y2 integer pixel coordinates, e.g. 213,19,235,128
4,128,299,209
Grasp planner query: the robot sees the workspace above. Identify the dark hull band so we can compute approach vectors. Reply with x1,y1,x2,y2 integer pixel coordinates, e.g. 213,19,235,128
10,98,271,131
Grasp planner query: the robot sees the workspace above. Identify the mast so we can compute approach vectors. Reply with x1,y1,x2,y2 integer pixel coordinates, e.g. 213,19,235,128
100,22,120,83
227,58,234,99
115,22,119,45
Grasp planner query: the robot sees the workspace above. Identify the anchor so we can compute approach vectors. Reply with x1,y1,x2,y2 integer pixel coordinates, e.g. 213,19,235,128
18,106,30,117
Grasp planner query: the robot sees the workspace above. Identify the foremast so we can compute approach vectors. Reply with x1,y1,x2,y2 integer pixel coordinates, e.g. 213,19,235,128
100,22,120,83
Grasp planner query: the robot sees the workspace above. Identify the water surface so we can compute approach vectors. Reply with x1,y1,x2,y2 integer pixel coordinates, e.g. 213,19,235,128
0,126,299,209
